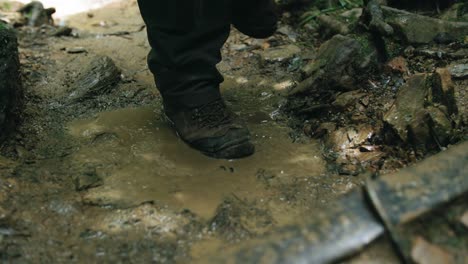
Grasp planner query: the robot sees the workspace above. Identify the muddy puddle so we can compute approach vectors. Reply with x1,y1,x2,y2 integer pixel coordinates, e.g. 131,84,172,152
67,86,326,221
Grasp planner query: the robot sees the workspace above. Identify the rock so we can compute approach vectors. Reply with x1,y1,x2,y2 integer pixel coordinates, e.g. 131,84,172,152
0,23,21,142
382,6,468,44
257,44,301,63
448,64,468,79
385,56,408,74
73,167,103,191
68,56,121,102
433,32,456,44
384,74,431,145
273,80,296,91
332,91,366,109
432,68,457,115
290,35,371,95
277,25,298,42
340,8,363,20
461,211,468,228
326,125,375,152
440,3,468,22
52,26,73,37
364,0,394,36
338,163,361,176
210,196,273,239
384,73,458,148
310,122,336,138
66,47,87,54
317,15,350,37
411,236,455,264
325,125,382,175
17,1,55,27
427,106,452,146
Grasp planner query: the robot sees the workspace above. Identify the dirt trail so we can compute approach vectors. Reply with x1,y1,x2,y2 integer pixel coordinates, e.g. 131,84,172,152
3,1,466,263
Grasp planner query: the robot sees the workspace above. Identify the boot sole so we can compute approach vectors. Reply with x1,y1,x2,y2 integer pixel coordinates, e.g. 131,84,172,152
163,113,255,159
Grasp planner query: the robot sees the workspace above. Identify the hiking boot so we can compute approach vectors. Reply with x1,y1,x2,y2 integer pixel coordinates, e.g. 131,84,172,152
232,0,278,39
163,99,255,159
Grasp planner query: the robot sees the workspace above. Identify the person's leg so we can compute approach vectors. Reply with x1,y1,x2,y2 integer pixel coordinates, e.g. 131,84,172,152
232,0,278,39
137,0,231,108
137,0,255,159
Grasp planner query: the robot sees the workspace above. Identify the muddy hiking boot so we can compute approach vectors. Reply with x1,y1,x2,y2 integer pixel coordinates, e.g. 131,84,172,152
163,99,255,159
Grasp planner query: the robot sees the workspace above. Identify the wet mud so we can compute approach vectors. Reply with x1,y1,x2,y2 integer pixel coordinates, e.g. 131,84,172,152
0,0,466,263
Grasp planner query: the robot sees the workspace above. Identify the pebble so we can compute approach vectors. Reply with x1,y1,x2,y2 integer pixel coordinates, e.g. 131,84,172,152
67,47,87,54
461,211,468,228
411,237,455,264
448,64,468,79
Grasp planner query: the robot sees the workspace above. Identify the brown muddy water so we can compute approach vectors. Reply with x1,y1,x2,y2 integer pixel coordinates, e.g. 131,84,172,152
62,74,358,225
68,104,326,220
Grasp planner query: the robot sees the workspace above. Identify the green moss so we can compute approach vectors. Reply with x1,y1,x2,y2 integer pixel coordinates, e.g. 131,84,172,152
352,34,375,55
0,21,13,32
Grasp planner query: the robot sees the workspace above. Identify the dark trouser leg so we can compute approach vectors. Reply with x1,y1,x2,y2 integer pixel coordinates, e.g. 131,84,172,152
233,0,278,39
137,0,231,108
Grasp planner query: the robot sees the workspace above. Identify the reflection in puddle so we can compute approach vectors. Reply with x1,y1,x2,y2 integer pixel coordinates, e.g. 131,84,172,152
68,106,325,219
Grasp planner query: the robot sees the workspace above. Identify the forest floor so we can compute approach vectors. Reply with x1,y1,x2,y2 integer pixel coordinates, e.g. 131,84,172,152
0,1,467,263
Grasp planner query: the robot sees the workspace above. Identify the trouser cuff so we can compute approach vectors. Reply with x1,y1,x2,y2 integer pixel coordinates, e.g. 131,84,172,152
161,88,222,109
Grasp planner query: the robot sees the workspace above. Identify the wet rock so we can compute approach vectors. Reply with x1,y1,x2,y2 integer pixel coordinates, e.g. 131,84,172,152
73,167,103,191
0,23,21,142
210,196,273,240
384,72,459,149
427,106,452,146
18,1,55,27
448,64,468,79
317,15,350,37
340,8,363,21
332,91,366,109
66,47,87,54
68,55,121,102
257,44,301,63
277,25,298,42
337,164,360,176
411,237,455,264
309,122,336,138
273,79,296,91
324,125,382,174
432,68,457,115
382,6,468,44
326,125,375,152
384,74,431,146
290,35,370,95
364,0,394,36
52,26,73,37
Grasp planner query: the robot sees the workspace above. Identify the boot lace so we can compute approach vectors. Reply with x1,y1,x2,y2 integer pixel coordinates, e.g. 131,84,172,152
191,100,233,128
